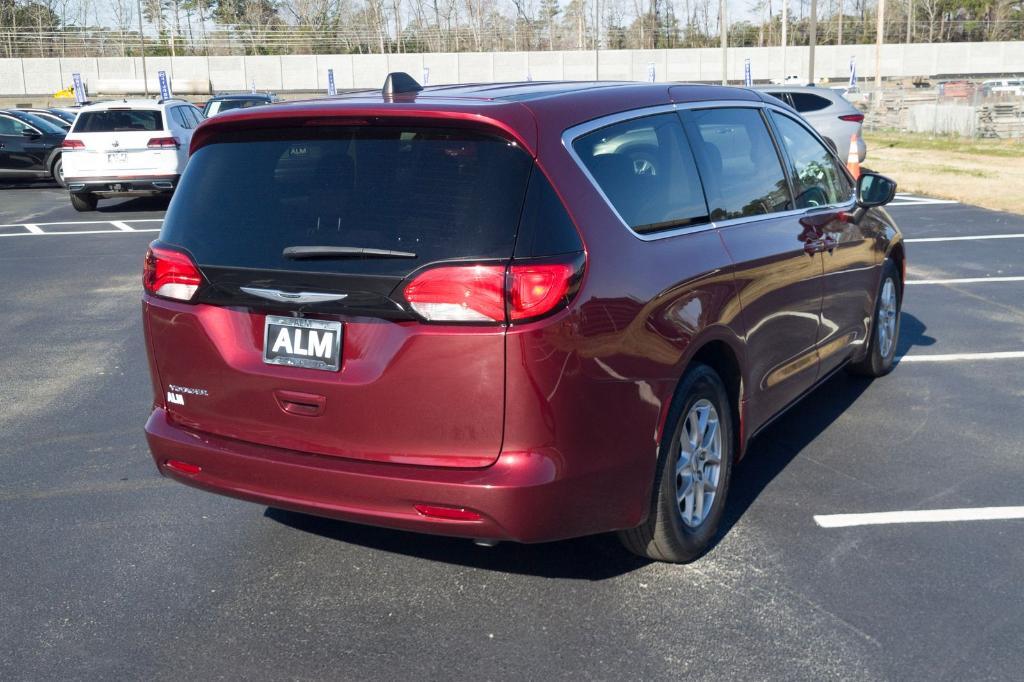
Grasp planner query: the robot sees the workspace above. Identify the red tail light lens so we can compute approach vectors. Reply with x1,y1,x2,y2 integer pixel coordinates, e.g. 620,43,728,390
839,114,865,122
60,138,85,149
165,459,202,475
403,261,579,324
404,265,506,322
147,136,180,149
509,264,573,321
414,504,482,521
144,246,202,301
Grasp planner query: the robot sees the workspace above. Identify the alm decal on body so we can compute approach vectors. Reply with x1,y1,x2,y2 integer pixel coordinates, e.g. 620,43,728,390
167,384,209,406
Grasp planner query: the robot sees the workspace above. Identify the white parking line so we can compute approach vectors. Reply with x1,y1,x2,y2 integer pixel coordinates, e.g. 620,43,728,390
815,506,1024,528
22,224,43,234
888,195,959,207
899,351,1024,363
110,221,135,232
906,276,1024,285
0,218,162,229
0,228,160,238
906,233,1024,243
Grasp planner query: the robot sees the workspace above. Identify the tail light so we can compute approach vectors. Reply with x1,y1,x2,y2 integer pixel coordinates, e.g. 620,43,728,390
839,114,865,123
60,138,85,149
403,258,582,324
147,136,180,149
144,246,202,301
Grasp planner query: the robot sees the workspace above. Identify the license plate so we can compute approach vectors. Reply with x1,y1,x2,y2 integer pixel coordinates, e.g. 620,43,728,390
107,152,127,164
262,315,342,372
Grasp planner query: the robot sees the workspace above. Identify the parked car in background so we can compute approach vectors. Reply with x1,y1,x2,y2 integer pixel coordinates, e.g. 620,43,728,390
758,85,866,162
61,98,204,211
202,92,276,117
143,76,903,563
15,108,76,131
0,109,67,186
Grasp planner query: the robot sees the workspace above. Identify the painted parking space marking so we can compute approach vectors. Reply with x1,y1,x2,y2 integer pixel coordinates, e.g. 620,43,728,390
815,506,1024,528
906,276,1024,285
888,194,959,207
898,351,1024,363
0,219,162,237
906,233,1024,243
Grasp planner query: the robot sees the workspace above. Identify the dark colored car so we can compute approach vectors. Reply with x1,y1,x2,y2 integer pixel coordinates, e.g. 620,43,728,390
143,77,903,562
0,109,67,186
202,93,275,117
16,107,76,130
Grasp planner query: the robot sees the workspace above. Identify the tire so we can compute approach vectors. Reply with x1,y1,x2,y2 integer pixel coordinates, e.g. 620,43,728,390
51,156,66,188
849,258,902,377
70,192,98,212
618,364,735,563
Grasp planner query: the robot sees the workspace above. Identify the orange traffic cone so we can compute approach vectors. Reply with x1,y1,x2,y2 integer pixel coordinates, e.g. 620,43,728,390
846,134,861,180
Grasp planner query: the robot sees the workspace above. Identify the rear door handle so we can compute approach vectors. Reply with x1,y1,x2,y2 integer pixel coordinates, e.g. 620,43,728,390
274,389,326,417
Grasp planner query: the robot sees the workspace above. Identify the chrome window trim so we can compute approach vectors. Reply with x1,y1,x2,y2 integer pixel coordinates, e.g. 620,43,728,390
561,99,856,242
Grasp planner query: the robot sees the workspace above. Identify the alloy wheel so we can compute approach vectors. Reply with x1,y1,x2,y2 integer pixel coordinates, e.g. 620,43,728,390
675,399,723,528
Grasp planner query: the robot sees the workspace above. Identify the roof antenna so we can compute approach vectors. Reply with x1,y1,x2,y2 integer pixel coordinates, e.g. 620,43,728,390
382,72,423,98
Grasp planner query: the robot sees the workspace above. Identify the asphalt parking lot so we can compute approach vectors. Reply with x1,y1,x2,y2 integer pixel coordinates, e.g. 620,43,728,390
2,183,1022,680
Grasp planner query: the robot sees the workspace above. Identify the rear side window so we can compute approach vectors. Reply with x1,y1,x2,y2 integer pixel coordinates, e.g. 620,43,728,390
170,107,191,129
788,92,832,112
682,107,792,221
771,112,852,207
74,110,163,133
0,114,29,135
573,113,709,233
160,127,535,276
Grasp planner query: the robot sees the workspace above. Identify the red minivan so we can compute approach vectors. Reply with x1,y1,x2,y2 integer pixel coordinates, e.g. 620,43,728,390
143,77,903,562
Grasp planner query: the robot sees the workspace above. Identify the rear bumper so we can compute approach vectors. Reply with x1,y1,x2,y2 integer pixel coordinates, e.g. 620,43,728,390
67,175,179,195
145,408,640,543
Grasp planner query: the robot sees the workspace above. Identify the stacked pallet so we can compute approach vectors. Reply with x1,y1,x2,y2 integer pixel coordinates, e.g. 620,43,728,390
976,102,1024,139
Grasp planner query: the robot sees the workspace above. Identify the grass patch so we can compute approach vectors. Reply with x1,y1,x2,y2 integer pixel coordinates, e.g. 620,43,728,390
922,164,995,178
865,130,1024,159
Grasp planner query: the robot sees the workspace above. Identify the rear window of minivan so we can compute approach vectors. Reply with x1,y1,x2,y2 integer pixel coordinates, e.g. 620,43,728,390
74,110,163,133
160,126,535,276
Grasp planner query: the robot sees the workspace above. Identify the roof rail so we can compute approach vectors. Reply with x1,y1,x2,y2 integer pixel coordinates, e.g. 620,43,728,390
382,72,423,98
157,97,189,105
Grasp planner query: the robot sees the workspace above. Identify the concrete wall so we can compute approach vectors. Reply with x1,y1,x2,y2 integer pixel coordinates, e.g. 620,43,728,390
2,42,1023,96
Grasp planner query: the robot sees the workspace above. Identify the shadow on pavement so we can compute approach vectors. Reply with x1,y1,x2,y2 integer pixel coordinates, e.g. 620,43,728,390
266,314,937,576
96,196,172,213
265,507,651,580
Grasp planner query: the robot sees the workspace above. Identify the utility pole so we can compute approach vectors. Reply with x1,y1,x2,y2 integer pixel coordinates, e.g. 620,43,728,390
875,0,885,106
720,0,728,85
781,0,788,83
837,0,843,46
906,0,912,42
136,0,148,96
808,0,817,83
594,0,600,80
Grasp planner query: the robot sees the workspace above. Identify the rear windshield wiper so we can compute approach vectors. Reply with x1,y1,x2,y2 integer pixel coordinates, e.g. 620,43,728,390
283,246,417,260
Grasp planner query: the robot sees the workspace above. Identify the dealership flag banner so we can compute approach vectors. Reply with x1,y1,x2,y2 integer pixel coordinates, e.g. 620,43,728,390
327,68,336,96
849,57,857,88
71,72,87,105
647,62,656,82
158,70,172,100
423,67,430,85
744,59,752,87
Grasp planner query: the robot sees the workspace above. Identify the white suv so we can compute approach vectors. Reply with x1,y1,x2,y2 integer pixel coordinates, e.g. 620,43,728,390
61,98,204,212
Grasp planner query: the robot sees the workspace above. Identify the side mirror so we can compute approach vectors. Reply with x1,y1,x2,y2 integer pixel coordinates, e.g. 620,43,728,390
22,127,40,139
856,172,897,208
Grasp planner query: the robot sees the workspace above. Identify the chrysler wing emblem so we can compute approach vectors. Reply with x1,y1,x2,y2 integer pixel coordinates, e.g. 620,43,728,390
240,286,348,304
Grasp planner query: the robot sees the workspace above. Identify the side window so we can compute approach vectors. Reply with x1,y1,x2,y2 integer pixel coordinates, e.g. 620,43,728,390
766,92,793,108
0,115,20,135
190,107,205,124
170,107,190,129
770,112,851,208
787,92,832,113
681,107,792,221
572,112,709,233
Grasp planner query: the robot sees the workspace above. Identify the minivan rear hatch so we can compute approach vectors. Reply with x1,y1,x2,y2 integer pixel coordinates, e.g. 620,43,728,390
146,122,536,468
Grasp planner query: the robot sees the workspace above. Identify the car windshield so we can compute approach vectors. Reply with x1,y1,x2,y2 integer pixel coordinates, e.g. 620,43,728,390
74,109,163,133
206,99,266,116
